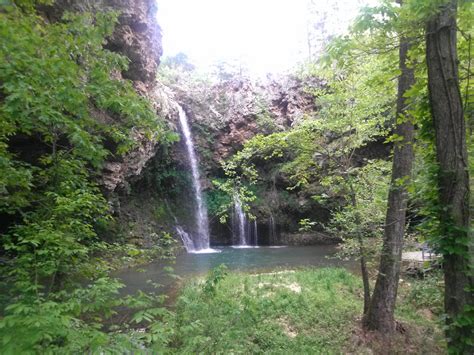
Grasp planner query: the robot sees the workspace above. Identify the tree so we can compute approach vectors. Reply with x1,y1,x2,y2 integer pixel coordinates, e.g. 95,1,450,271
219,54,394,316
364,0,415,333
162,52,196,71
425,0,473,349
324,160,389,316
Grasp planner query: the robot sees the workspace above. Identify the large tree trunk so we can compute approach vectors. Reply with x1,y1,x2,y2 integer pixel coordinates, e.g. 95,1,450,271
425,0,473,349
363,11,415,333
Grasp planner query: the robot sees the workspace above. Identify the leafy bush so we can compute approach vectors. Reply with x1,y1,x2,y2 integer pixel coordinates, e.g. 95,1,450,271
0,3,175,352
406,272,444,316
205,181,233,218
202,264,228,295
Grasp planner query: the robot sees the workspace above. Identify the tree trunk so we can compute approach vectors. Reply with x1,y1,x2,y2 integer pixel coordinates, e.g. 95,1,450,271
425,0,473,349
349,186,371,316
363,11,415,332
359,244,371,316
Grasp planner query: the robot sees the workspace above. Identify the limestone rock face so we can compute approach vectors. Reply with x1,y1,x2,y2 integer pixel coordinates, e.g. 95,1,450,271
41,0,166,192
42,0,162,86
99,0,166,191
101,129,159,191
173,75,322,168
104,0,162,85
101,82,179,192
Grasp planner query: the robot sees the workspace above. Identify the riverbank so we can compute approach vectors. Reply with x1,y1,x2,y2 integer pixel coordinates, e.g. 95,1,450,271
115,245,355,298
143,267,444,353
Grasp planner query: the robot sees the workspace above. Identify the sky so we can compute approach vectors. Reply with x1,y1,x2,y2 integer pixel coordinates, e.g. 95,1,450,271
155,0,377,76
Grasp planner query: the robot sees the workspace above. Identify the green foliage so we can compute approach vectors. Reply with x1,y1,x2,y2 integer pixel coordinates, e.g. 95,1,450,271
222,39,394,247
344,1,474,350
212,178,257,223
324,160,390,259
0,5,175,353
0,276,172,353
5,157,110,286
154,204,168,221
169,268,443,353
255,98,280,133
0,152,33,214
172,268,361,353
0,9,162,164
202,264,228,296
405,272,444,316
1,0,471,351
3,0,54,13
298,218,317,232
223,34,394,195
205,183,232,218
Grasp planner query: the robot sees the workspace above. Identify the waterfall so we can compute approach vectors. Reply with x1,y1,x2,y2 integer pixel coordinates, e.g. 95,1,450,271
232,196,260,247
175,226,195,252
177,105,213,252
269,214,276,244
254,220,258,246
233,195,248,246
168,207,196,253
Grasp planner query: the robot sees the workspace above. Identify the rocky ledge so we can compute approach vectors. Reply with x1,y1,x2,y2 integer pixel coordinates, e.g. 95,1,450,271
280,232,342,246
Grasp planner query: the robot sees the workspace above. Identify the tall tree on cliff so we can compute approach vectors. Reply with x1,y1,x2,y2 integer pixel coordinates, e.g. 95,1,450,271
425,0,473,350
363,0,415,333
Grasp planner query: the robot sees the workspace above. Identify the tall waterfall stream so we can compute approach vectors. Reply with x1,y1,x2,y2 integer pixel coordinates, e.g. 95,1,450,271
176,105,217,253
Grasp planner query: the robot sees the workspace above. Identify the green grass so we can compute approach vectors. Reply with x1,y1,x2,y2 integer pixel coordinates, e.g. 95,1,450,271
159,267,443,354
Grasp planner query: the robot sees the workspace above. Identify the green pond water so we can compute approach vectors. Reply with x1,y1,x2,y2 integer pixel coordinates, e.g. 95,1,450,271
117,245,356,298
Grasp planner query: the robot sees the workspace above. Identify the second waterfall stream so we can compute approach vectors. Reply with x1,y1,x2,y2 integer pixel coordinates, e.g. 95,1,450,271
232,195,259,247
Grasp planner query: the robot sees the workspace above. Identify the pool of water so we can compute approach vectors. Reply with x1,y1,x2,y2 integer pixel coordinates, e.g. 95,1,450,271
116,245,356,298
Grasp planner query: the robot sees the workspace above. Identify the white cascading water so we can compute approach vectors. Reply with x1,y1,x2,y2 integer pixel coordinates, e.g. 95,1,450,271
177,105,215,253
175,226,195,251
232,195,259,247
234,195,248,246
269,214,276,244
254,220,258,245
169,212,195,252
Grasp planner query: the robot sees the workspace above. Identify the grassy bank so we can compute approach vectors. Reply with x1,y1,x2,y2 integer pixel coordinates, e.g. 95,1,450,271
164,267,444,354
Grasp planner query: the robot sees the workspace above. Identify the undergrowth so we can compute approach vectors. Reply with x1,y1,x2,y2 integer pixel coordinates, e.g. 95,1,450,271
159,267,444,354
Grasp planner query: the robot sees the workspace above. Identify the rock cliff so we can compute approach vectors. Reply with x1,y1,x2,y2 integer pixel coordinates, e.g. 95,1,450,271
41,0,173,192
42,0,162,87
42,1,324,199
170,74,323,171
157,72,331,244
